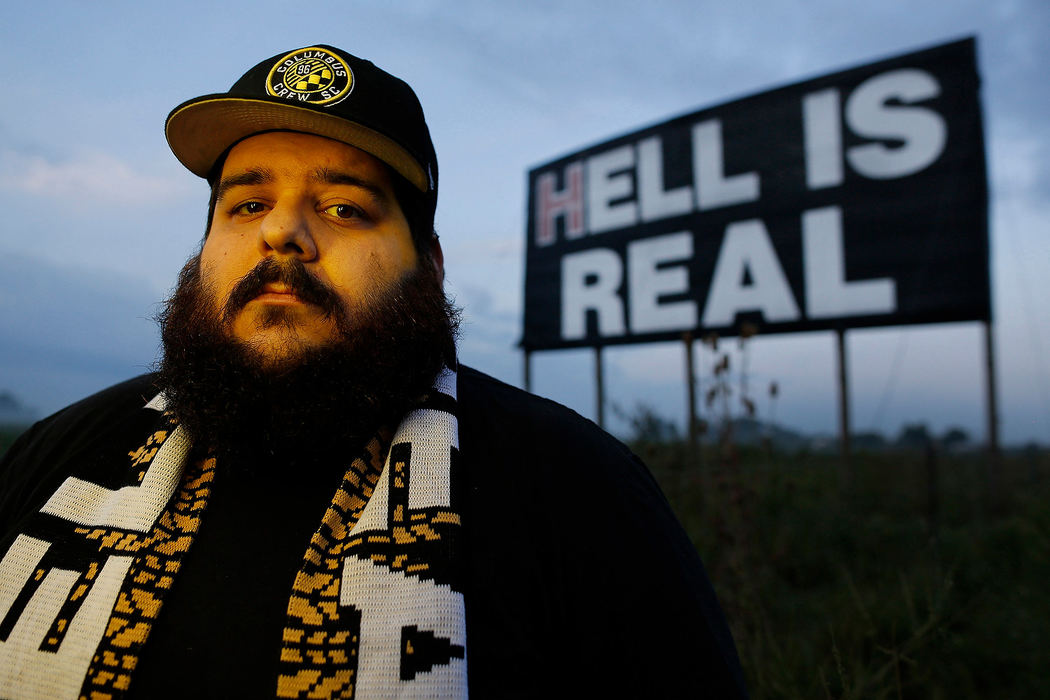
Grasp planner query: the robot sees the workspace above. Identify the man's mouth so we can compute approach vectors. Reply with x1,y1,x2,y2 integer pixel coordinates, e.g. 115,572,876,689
222,258,342,325
252,282,306,305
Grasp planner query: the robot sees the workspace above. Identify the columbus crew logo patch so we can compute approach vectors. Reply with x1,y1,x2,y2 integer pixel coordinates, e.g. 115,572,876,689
266,47,354,106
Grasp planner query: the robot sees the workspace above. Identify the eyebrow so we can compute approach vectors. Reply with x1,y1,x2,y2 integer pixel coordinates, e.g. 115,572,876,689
213,166,389,207
311,167,388,206
214,167,273,203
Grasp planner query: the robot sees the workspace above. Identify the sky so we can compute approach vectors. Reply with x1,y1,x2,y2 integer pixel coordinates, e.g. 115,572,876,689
1,0,1048,446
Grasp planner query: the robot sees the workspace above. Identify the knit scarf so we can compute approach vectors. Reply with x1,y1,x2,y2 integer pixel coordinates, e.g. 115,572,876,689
0,367,467,699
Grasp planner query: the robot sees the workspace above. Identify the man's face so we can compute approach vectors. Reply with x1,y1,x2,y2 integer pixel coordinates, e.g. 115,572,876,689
201,131,420,363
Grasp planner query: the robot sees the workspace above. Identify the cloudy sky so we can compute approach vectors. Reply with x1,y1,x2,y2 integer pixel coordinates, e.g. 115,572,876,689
1,0,1048,445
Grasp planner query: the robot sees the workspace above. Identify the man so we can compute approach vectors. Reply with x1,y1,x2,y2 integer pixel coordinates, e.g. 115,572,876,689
0,46,747,698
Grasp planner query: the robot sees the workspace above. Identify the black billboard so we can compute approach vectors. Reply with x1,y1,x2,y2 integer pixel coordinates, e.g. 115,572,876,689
522,38,988,351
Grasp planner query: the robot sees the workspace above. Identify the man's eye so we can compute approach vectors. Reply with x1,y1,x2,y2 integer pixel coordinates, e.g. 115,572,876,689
324,204,363,220
234,201,266,215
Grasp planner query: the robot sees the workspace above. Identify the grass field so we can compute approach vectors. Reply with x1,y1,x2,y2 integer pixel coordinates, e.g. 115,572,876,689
638,438,1050,699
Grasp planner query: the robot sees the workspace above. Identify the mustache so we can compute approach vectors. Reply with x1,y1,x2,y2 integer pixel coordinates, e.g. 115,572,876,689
222,258,343,324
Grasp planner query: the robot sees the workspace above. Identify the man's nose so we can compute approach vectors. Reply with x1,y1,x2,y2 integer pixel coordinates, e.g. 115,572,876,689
258,201,318,260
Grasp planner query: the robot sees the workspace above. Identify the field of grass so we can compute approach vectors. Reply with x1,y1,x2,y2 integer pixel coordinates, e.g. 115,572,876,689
638,439,1050,699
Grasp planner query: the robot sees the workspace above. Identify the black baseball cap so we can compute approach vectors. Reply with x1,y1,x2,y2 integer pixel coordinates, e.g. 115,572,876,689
165,45,437,202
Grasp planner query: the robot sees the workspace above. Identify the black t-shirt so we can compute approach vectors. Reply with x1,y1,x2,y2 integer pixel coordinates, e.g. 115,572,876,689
130,448,353,699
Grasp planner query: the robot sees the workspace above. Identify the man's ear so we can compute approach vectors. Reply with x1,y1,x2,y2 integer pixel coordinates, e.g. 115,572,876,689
428,235,445,280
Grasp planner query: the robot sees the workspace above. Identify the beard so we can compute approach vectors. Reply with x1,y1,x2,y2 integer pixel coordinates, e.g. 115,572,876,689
155,253,459,466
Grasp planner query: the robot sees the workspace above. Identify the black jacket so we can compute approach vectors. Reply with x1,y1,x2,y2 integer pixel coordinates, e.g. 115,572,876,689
0,366,747,698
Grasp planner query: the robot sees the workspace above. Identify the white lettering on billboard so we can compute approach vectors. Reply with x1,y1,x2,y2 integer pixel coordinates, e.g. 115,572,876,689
586,146,637,234
846,69,946,179
701,219,800,327
628,232,697,333
803,206,896,317
692,119,760,210
803,88,845,189
637,136,693,222
561,248,625,339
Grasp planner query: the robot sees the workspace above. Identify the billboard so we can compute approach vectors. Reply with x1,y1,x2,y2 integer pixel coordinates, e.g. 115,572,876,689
522,38,988,351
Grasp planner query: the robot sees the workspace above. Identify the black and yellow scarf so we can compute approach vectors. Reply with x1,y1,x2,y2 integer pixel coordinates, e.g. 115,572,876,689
0,368,466,699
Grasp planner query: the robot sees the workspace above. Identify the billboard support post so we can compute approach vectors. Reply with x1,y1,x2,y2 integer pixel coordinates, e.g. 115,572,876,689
684,332,699,463
836,328,852,488
523,349,532,393
595,346,605,430
983,320,1001,509
983,320,1000,455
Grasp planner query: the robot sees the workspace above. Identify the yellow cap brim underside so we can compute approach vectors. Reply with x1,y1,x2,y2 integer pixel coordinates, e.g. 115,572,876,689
165,97,428,192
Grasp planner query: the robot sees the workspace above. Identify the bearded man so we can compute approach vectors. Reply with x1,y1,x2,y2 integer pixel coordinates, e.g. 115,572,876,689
0,46,747,699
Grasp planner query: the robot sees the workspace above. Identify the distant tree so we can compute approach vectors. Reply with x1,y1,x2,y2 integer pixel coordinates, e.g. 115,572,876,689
852,431,888,451
618,403,680,445
941,427,971,450
896,423,932,449
0,391,19,411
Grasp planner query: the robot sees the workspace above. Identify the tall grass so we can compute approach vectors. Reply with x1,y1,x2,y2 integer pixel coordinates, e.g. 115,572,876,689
640,441,1050,699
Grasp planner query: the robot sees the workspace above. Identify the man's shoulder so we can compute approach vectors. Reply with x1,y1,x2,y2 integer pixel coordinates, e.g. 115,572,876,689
456,364,614,445
47,373,160,422
0,374,161,534
453,364,681,558
19,374,162,448
455,364,647,486
454,366,749,697
455,363,553,409
7,373,160,452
